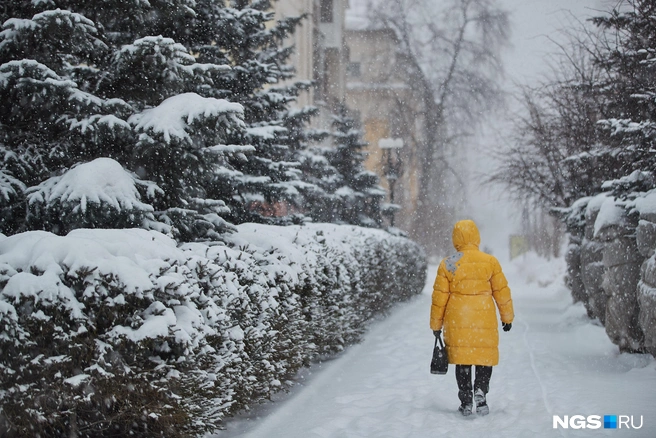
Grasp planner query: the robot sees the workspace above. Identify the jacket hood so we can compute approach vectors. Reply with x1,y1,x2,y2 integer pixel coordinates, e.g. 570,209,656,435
452,219,481,251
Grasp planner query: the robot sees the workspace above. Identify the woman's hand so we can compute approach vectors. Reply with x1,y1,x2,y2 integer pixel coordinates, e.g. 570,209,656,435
502,323,512,332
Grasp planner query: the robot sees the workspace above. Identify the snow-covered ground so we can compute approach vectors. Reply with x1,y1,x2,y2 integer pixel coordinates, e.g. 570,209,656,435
214,252,656,438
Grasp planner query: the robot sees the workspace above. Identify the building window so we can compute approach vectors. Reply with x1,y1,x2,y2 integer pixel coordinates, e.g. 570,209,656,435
347,62,361,77
320,0,333,23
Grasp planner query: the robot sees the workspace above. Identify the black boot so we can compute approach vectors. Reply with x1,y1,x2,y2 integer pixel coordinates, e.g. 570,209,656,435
458,394,473,416
474,366,492,416
474,388,488,416
456,365,473,416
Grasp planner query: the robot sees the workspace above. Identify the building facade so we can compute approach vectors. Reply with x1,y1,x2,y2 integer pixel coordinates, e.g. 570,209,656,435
273,0,425,232
273,0,348,113
343,19,424,231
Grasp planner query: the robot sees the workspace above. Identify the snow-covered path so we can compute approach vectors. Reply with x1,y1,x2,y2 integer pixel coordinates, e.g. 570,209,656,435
215,254,656,438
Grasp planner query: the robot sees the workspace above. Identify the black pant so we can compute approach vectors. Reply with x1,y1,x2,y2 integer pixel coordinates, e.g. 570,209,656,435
455,365,492,404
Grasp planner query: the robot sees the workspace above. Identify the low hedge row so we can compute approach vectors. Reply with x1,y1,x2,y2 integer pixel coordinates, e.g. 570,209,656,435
0,223,426,437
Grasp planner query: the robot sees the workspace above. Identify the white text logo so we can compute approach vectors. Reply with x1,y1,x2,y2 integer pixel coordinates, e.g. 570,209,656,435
553,415,643,430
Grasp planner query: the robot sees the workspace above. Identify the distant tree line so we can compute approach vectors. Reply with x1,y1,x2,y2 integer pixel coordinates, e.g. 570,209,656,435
0,0,386,242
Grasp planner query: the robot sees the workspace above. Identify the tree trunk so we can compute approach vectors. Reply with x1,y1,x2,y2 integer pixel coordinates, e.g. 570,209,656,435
412,95,454,257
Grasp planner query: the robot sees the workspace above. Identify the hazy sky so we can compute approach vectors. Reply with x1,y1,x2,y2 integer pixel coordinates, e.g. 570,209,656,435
501,0,614,84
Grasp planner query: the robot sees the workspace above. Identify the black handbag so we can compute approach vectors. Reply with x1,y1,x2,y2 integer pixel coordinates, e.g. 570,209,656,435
430,333,448,375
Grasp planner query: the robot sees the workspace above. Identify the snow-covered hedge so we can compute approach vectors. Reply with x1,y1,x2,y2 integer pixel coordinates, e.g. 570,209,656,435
0,224,426,437
594,196,644,352
562,187,656,355
634,191,656,358
561,196,607,323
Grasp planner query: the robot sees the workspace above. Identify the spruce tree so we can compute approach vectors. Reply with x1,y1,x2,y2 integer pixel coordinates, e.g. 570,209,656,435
590,0,656,196
0,1,248,239
185,0,315,225
282,103,337,223
0,0,370,234
325,105,385,227
0,9,111,232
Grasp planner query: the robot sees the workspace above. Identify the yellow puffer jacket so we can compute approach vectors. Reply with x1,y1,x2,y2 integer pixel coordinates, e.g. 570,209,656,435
430,220,514,366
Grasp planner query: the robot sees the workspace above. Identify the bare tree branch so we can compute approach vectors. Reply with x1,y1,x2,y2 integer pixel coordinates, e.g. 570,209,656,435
369,0,509,251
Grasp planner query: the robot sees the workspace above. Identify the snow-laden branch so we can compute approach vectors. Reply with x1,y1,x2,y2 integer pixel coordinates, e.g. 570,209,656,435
129,93,244,143
27,157,161,214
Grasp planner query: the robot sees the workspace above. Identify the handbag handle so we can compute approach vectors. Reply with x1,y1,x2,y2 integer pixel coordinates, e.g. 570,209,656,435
434,333,445,350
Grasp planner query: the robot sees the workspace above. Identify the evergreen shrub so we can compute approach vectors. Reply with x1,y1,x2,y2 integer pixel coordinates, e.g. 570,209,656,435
0,224,426,437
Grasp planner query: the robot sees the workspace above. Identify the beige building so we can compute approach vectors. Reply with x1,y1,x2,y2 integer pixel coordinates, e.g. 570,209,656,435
272,0,318,108
274,0,425,231
343,16,424,231
273,0,348,115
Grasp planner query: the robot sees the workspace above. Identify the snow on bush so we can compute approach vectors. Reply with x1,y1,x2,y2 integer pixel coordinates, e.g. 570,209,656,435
0,224,426,437
128,92,244,144
26,158,165,234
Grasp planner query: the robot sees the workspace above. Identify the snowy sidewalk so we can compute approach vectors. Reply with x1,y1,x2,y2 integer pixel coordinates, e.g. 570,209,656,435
215,254,656,438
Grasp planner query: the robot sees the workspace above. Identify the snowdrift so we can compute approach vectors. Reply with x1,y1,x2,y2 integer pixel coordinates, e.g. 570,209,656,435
0,224,426,437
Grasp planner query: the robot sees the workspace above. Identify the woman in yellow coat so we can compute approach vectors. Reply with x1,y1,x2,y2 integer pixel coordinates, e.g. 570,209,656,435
430,219,514,416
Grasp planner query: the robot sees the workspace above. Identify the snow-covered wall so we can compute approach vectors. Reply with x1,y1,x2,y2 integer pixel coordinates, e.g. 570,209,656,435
0,224,426,437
